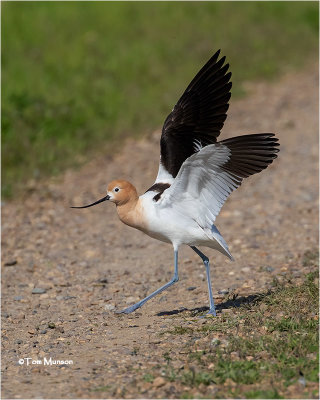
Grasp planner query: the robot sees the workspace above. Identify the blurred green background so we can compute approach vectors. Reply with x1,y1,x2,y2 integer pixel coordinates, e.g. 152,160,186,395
2,1,318,198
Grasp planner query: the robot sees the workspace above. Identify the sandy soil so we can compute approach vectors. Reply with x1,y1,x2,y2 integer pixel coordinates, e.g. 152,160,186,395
2,64,318,399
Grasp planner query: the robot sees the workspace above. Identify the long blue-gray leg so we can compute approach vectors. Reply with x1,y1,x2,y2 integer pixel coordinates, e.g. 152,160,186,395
116,249,179,314
190,246,216,316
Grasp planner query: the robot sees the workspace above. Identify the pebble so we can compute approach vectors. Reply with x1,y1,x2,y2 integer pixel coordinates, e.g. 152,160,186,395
4,260,17,266
241,267,250,273
221,308,233,313
259,303,268,311
65,295,76,300
152,377,166,388
298,374,306,387
187,286,197,291
104,304,115,311
218,289,229,295
15,339,23,344
14,296,23,301
48,322,56,329
32,288,47,294
125,297,137,304
198,273,205,281
40,330,47,334
211,338,221,347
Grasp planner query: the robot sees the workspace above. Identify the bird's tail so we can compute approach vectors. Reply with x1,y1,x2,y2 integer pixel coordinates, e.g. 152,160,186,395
205,224,234,261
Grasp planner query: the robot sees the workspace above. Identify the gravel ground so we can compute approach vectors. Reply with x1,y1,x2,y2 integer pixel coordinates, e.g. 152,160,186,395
2,64,318,399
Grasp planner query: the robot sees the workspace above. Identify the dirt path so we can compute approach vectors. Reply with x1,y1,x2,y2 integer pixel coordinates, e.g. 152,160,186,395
2,65,318,399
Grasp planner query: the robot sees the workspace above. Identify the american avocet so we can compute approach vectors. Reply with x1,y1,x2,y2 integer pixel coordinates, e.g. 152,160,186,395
72,50,279,316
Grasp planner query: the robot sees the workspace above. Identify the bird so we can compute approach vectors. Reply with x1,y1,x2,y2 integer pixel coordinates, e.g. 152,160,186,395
71,49,279,316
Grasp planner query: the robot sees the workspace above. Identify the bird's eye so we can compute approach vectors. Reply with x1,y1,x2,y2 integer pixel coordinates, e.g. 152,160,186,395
114,187,120,193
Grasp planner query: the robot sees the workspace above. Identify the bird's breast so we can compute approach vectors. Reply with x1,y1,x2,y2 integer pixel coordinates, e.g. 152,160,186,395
116,198,149,232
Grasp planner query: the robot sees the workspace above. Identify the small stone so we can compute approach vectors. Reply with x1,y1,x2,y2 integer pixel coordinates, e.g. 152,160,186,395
40,329,47,334
298,374,306,387
221,308,233,313
211,338,221,347
218,289,229,295
241,267,250,273
15,339,23,344
48,322,56,329
98,278,108,284
259,303,268,312
14,296,23,301
153,377,166,388
187,286,197,291
104,304,115,311
4,260,17,266
230,351,240,360
125,296,137,304
32,288,46,294
63,295,76,300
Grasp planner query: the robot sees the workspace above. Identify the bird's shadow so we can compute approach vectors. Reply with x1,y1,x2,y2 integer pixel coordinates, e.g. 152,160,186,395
156,292,265,317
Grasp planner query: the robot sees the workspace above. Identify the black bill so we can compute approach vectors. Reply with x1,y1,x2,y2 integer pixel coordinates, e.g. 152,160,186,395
71,195,110,209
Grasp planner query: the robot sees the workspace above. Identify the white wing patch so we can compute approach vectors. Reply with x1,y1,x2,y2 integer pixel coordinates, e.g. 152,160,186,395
154,158,175,185
157,144,243,228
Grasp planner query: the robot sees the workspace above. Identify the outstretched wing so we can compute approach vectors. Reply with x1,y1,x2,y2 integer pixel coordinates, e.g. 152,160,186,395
157,134,279,227
154,49,232,185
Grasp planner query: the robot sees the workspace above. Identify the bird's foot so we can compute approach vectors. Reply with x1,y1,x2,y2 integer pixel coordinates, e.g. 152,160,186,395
199,307,217,318
115,303,141,314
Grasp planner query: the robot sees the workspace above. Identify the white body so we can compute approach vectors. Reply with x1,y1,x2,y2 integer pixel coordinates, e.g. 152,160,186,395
138,190,233,259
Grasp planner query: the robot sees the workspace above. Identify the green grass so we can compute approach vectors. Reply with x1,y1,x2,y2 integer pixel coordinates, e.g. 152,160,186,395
244,389,283,399
155,267,319,398
143,373,154,383
2,2,319,198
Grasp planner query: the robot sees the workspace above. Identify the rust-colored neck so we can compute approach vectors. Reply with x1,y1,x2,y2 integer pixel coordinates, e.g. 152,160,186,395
116,195,147,231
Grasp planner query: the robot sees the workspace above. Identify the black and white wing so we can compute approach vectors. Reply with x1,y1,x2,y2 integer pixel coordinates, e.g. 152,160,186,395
151,49,232,193
158,134,279,227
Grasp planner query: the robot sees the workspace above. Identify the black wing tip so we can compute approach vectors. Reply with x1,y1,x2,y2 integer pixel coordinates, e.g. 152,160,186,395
214,49,221,58
221,133,280,143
